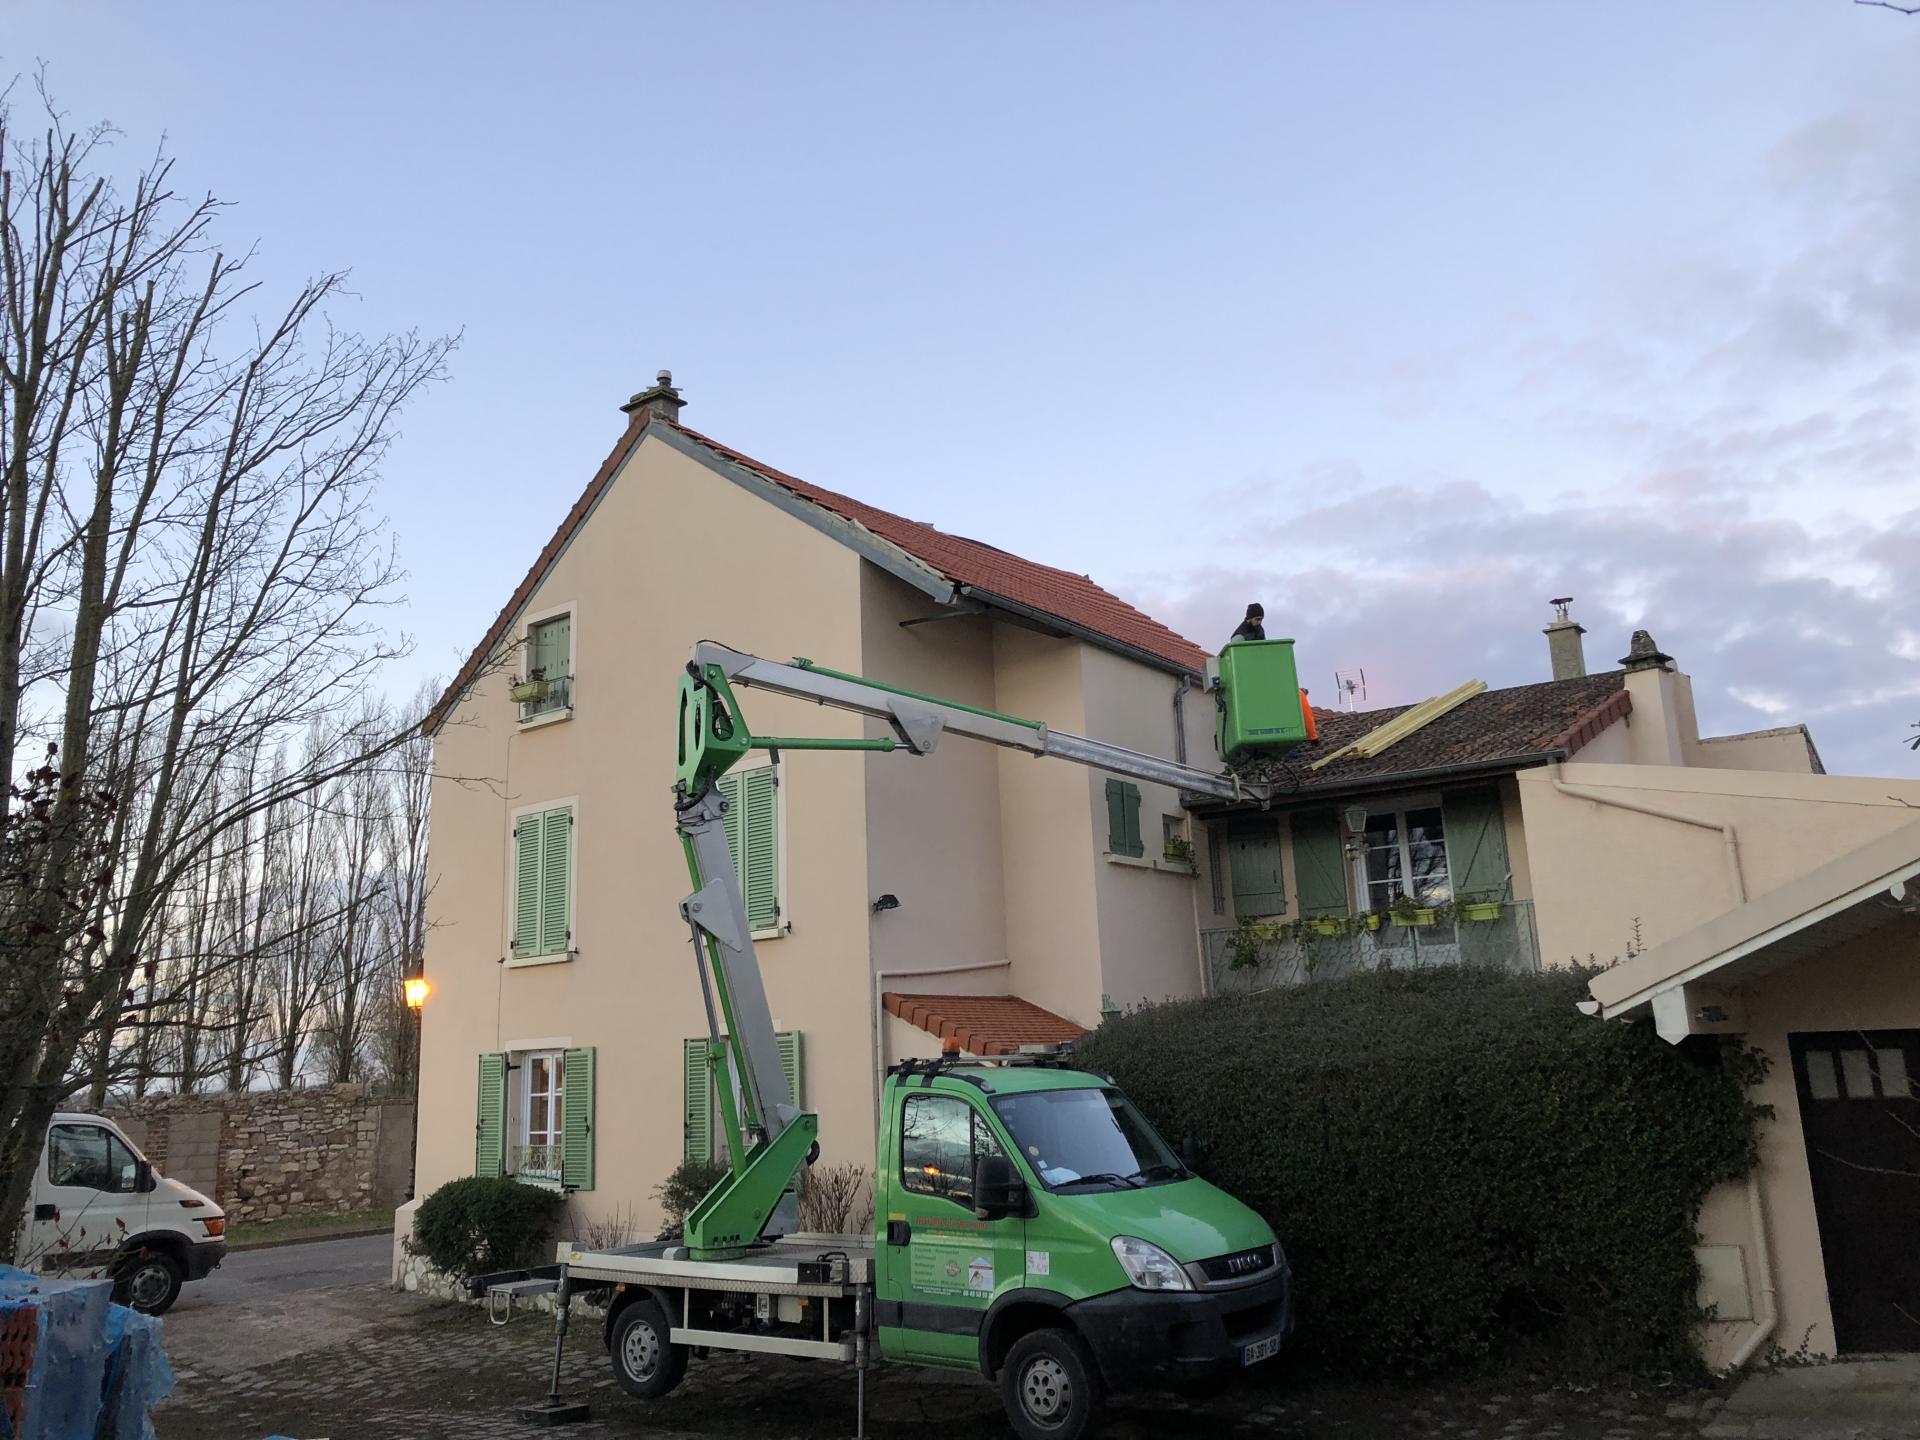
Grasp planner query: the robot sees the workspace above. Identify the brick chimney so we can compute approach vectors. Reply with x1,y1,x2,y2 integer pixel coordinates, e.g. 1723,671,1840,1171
621,369,685,424
1543,597,1587,680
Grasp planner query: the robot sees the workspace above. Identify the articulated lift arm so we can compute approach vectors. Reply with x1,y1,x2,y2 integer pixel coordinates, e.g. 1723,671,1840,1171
671,641,1271,1258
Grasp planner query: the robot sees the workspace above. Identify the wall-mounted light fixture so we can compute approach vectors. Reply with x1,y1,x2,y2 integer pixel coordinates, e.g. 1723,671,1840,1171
872,894,900,914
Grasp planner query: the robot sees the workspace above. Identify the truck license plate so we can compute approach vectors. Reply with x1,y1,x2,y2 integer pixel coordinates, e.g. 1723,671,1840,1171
1240,1333,1283,1366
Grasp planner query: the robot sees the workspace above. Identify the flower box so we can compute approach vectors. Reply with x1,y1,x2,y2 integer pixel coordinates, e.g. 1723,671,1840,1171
1459,900,1505,923
1391,907,1438,928
1306,918,1346,938
510,679,549,704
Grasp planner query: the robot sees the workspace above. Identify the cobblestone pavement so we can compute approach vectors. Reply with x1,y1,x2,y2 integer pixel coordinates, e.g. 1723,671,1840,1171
154,1285,1750,1440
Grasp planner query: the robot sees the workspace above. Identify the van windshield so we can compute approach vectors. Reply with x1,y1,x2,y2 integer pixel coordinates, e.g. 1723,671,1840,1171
990,1088,1187,1192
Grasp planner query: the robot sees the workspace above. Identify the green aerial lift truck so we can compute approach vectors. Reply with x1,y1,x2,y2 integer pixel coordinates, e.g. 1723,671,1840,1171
521,636,1308,1440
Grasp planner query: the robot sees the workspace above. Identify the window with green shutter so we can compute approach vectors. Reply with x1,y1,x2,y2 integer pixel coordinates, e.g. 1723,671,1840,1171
512,806,573,958
560,1047,595,1191
475,1053,507,1177
1442,787,1511,902
1291,810,1351,918
1104,779,1144,858
1228,818,1286,918
520,613,573,719
718,765,781,934
684,1031,804,1163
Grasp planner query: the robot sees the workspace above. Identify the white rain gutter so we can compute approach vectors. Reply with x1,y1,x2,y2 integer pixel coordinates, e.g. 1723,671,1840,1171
1726,1172,1779,1370
1548,762,1746,906
870,958,1013,1123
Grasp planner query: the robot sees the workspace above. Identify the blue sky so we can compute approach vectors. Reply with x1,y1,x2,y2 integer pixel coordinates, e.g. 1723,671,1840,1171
11,1,1918,775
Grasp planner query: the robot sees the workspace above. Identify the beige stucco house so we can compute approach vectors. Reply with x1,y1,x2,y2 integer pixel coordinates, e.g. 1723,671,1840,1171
1190,615,1919,1364
404,375,1222,1242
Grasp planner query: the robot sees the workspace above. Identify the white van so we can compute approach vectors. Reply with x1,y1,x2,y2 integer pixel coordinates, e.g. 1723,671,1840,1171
12,1111,228,1314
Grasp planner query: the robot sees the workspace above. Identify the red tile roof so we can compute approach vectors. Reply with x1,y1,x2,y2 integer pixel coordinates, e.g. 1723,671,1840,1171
1226,670,1632,799
425,412,1206,733
883,992,1087,1057
669,423,1207,674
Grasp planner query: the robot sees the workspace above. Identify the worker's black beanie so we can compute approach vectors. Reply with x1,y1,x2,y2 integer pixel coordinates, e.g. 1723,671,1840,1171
1246,603,1264,617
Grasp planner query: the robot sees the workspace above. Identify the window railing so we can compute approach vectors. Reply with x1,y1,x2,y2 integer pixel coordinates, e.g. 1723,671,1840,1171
1202,898,1541,996
510,1142,562,1182
517,673,573,723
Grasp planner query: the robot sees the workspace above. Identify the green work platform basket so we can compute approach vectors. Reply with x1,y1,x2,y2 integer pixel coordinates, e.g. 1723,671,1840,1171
1212,638,1312,758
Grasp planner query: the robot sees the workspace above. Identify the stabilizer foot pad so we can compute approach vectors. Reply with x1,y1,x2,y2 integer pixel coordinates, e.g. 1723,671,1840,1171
516,1399,591,1426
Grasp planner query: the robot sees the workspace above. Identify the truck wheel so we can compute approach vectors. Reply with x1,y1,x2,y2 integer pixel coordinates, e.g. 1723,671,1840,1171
610,1295,686,1399
1001,1327,1102,1440
116,1251,183,1315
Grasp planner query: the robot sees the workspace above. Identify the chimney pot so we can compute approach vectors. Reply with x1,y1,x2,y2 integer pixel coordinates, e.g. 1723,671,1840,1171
1619,630,1674,673
1542,598,1587,680
621,369,686,424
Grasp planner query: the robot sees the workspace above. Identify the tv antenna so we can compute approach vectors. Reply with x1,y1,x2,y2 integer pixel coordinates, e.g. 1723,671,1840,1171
1334,669,1367,712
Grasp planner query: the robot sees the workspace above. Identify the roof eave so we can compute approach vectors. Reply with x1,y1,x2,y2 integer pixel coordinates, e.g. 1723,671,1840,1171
1182,749,1563,814
956,585,1204,679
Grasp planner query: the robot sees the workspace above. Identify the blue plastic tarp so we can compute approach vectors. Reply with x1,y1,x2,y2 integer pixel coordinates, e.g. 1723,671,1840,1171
0,1265,173,1440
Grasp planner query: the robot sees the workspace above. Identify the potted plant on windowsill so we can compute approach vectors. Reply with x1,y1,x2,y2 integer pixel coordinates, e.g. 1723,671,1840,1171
1389,894,1439,928
510,668,548,705
1162,835,1196,866
1458,894,1505,923
1305,916,1345,938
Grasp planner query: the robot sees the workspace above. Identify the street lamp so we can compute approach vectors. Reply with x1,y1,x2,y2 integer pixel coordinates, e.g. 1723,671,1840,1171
404,975,430,1009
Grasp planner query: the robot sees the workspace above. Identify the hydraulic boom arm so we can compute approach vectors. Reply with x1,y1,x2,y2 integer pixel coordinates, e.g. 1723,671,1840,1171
670,641,1271,1258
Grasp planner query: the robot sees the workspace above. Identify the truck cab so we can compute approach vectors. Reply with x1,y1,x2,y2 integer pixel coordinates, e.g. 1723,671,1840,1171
877,1058,1293,1437
14,1112,227,1314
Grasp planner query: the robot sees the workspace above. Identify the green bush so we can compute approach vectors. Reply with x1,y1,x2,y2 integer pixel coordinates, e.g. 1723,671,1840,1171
653,1157,728,1234
412,1176,567,1278
1077,966,1766,1381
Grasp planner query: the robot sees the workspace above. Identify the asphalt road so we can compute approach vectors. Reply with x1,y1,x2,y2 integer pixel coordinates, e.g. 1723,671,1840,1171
162,1230,415,1379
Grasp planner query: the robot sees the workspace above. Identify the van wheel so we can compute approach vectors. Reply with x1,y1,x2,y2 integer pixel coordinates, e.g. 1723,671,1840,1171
1001,1327,1102,1440
610,1295,686,1399
116,1251,183,1315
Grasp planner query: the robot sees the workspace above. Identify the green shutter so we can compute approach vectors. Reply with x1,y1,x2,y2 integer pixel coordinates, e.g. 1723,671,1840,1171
539,808,572,955
1105,779,1144,857
719,771,745,876
476,1053,507,1177
513,817,541,955
742,767,780,932
1291,810,1351,917
777,1031,803,1110
561,1046,595,1191
684,1038,711,1164
1443,787,1511,901
1229,819,1287,918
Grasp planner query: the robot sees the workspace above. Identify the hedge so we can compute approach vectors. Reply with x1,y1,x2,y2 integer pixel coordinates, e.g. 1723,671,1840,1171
412,1175,568,1278
1077,966,1767,1380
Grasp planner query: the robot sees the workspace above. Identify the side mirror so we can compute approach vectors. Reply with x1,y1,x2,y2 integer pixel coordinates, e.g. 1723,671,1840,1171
972,1153,1028,1222
1180,1136,1203,1171
135,1159,154,1193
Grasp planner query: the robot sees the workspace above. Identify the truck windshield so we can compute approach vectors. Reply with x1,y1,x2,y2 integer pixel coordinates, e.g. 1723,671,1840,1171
991,1088,1187,1192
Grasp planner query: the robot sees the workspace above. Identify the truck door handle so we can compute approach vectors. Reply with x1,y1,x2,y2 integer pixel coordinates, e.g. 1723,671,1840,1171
34,1204,55,1221
886,1219,911,1247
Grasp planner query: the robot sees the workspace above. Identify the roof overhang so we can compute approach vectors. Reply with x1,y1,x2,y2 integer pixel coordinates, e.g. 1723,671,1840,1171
1586,819,1920,1043
1181,750,1564,815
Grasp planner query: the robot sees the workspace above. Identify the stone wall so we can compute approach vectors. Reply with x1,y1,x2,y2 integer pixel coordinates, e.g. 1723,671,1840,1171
107,1084,416,1226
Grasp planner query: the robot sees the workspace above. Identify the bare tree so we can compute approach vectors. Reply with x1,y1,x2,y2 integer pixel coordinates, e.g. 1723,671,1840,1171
0,79,453,1228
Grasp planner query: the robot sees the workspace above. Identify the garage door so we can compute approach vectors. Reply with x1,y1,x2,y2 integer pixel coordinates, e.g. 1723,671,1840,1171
1790,1030,1920,1353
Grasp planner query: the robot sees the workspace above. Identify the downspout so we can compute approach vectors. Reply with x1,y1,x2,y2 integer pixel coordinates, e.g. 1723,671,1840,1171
1726,1171,1778,1370
1172,675,1193,765
870,959,1013,1124
1547,761,1746,905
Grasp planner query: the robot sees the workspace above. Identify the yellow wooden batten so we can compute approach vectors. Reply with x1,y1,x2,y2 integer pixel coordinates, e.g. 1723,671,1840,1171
1307,679,1488,771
